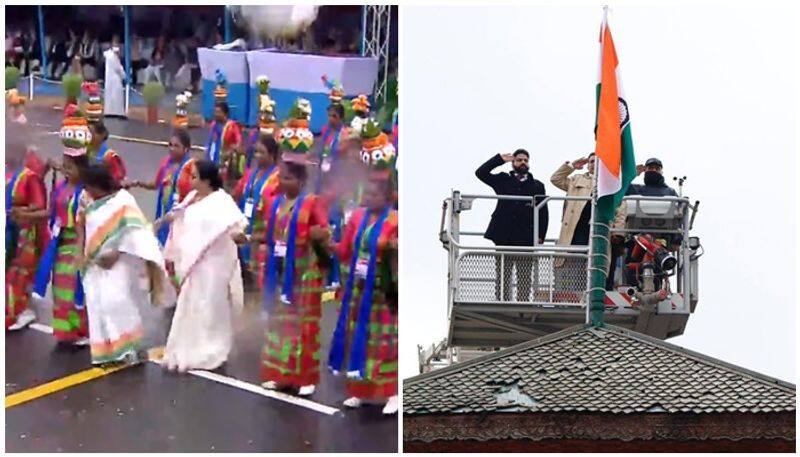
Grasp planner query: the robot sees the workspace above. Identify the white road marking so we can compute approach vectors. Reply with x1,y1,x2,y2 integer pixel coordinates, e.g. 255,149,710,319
26,322,341,416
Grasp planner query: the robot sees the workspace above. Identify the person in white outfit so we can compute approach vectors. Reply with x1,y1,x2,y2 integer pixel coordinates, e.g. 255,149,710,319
161,159,249,373
103,47,125,117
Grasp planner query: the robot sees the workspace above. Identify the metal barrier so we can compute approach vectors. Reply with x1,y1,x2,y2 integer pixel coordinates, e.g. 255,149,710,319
441,190,696,315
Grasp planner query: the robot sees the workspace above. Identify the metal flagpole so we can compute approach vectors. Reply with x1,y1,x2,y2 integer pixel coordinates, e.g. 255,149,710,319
223,7,232,44
37,6,47,77
585,157,597,324
124,6,131,116
588,158,609,327
588,6,612,327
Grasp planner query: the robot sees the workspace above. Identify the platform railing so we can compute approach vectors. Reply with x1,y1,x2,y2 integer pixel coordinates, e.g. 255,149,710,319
441,190,696,318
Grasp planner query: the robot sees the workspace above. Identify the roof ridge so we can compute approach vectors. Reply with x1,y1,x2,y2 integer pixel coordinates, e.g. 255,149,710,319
405,324,592,386
407,324,796,394
599,324,796,392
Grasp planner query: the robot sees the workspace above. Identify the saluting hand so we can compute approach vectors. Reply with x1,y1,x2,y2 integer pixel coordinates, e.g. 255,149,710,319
635,164,646,175
500,153,514,163
572,157,590,169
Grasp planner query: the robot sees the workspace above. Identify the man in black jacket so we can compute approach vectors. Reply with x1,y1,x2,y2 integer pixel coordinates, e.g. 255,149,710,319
475,150,548,302
612,157,680,289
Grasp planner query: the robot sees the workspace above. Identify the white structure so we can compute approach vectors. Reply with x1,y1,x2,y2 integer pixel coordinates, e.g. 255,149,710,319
361,5,391,102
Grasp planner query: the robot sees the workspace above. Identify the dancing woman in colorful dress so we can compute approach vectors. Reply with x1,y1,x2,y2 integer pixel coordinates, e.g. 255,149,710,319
32,111,94,343
328,175,399,415
87,120,127,184
125,129,194,246
5,137,48,331
80,165,174,366
258,158,331,397
162,160,248,372
233,134,280,286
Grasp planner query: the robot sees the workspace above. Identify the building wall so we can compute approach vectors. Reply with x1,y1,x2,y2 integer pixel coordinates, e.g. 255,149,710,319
404,438,795,453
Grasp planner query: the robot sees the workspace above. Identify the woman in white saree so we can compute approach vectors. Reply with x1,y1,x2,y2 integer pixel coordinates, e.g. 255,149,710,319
162,160,248,372
80,165,175,366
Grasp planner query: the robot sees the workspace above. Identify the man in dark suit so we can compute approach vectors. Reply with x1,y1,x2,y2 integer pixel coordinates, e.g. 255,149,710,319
475,149,548,302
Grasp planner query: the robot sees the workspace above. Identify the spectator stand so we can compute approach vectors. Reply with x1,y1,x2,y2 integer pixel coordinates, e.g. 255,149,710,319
245,50,379,132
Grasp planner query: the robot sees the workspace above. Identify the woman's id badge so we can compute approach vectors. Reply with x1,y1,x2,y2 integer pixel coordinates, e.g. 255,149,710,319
274,240,287,258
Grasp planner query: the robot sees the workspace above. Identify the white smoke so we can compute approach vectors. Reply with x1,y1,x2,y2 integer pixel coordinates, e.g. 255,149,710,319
233,5,320,41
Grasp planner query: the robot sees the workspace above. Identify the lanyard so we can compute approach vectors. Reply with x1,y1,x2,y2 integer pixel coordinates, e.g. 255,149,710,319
322,124,342,156
206,122,223,164
165,155,190,209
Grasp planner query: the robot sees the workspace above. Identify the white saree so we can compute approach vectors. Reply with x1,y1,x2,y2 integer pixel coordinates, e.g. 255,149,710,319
83,189,174,364
162,189,248,371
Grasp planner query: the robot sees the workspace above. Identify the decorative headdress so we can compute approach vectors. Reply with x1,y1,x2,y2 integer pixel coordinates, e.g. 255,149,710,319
351,94,370,115
172,90,192,130
6,88,25,107
256,76,277,135
276,98,314,163
349,94,371,134
6,89,27,124
321,74,344,106
360,118,396,170
213,69,228,102
60,104,92,157
81,81,103,122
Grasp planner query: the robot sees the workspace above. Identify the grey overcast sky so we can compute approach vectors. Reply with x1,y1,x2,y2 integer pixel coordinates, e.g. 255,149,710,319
399,4,797,382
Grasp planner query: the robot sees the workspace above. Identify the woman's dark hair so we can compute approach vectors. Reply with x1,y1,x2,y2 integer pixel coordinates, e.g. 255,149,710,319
80,164,119,193
257,134,280,161
327,104,345,119
90,121,109,141
172,129,191,149
215,102,230,116
194,159,223,191
284,162,308,184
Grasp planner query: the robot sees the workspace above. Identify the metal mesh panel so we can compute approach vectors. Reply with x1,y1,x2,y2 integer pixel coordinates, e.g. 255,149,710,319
455,252,587,304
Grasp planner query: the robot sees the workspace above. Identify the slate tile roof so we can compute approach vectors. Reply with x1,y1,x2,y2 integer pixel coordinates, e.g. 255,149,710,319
404,324,796,415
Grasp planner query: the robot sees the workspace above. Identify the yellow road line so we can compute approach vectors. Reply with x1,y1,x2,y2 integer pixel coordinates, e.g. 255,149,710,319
5,364,132,409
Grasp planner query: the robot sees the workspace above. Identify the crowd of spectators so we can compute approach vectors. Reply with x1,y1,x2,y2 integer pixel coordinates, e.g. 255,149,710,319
6,6,396,95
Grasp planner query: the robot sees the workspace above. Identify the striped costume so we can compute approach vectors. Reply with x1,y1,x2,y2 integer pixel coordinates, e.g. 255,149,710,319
48,181,88,341
5,167,48,329
329,207,398,400
260,193,329,389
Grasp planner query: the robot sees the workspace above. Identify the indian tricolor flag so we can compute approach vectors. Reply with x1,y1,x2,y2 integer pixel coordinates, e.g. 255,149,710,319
595,9,636,222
